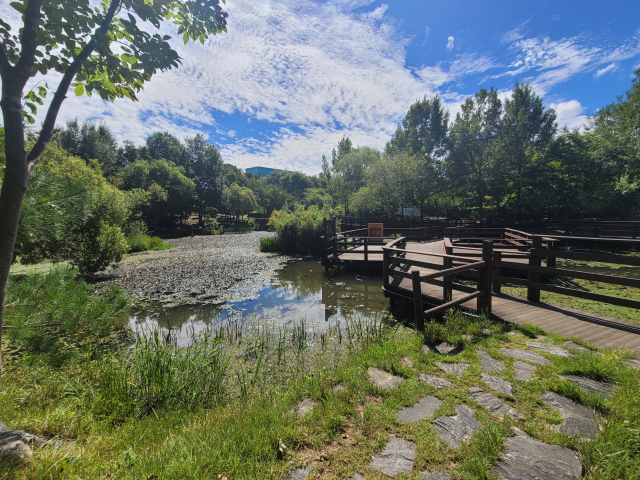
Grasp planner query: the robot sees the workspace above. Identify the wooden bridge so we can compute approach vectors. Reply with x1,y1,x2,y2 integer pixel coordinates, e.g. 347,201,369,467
323,222,640,354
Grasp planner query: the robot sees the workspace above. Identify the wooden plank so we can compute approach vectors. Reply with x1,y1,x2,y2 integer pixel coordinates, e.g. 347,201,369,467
532,249,640,266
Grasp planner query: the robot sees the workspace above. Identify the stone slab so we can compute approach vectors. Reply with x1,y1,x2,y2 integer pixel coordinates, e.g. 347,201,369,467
293,398,316,416
468,388,524,419
0,422,47,459
500,348,553,365
477,349,505,372
542,391,599,439
559,375,613,397
482,373,514,397
482,329,495,335
370,437,416,478
493,427,581,480
421,473,452,480
435,342,461,355
433,404,482,448
513,361,536,381
333,384,345,391
368,367,403,390
419,374,452,389
535,335,548,341
505,332,520,337
286,463,313,480
563,341,593,353
526,342,572,357
625,359,640,370
402,357,414,368
396,395,442,422
437,362,470,378
422,345,431,354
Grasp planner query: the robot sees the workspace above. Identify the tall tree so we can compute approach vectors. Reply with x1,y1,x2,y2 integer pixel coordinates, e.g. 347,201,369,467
446,88,502,218
55,119,120,176
185,134,223,222
497,83,556,219
0,0,228,387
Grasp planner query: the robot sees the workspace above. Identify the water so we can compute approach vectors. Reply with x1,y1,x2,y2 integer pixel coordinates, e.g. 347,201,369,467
128,259,409,345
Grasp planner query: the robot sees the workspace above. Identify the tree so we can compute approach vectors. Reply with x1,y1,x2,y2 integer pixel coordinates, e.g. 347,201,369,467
329,146,380,215
54,119,120,176
222,183,257,219
0,0,228,383
185,134,223,222
446,88,502,218
497,83,556,218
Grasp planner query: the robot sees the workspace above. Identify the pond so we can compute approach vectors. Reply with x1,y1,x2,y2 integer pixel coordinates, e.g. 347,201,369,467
127,259,411,346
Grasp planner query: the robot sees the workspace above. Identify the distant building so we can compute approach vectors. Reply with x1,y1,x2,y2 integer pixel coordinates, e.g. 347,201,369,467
245,166,288,178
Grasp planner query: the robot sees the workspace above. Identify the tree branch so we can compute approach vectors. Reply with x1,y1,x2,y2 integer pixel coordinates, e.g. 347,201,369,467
15,0,43,80
26,0,122,169
0,43,11,77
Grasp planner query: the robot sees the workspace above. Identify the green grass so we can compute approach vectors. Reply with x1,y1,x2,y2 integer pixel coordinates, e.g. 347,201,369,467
260,236,279,253
1,310,640,479
126,233,171,253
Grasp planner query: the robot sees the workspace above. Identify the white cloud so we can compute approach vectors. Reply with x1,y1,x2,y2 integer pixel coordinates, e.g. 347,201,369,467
446,36,455,50
595,63,618,77
550,99,588,129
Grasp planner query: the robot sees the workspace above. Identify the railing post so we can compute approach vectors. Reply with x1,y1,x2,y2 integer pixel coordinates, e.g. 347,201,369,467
492,250,502,294
478,240,493,315
443,256,453,303
383,248,389,291
411,270,425,330
528,235,542,302
364,237,369,268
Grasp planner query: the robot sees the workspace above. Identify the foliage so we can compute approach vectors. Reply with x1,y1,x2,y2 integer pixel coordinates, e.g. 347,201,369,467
126,233,171,253
4,267,127,366
222,183,257,219
16,142,129,274
268,204,332,255
259,235,279,253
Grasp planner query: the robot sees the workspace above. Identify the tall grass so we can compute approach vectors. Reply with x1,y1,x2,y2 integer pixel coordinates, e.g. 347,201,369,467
267,204,332,255
98,332,229,418
259,236,279,252
126,233,171,253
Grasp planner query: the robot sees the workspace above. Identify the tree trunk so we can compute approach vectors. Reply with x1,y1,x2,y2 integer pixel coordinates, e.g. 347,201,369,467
0,75,30,390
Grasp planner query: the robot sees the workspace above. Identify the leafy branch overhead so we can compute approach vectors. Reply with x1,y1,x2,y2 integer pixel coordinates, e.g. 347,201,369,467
1,0,228,118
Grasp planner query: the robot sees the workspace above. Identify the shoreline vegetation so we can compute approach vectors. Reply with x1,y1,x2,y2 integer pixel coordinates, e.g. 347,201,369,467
1,283,640,478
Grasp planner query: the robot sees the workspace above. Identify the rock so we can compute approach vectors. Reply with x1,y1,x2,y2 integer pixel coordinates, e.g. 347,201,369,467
0,422,47,459
513,361,536,381
535,335,548,341
563,341,592,353
482,329,495,335
368,367,403,390
558,375,614,398
286,463,314,480
542,392,600,439
500,348,553,365
345,475,366,480
437,362,470,378
462,334,473,341
370,437,416,477
493,427,581,480
396,395,442,422
293,398,316,416
402,357,414,368
333,384,345,391
505,331,520,337
468,388,524,419
625,359,640,370
477,349,505,372
433,405,482,448
526,342,572,357
421,473,452,480
435,342,461,355
422,345,431,354
482,373,514,397
419,374,452,389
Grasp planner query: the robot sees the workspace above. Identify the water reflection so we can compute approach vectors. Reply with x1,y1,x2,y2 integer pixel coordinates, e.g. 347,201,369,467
128,259,409,345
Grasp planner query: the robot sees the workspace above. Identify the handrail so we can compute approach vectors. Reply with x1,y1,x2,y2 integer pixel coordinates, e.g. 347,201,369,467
416,261,485,282
383,246,482,262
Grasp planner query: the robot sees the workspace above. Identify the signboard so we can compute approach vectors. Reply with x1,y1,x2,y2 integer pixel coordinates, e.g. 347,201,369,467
324,219,336,237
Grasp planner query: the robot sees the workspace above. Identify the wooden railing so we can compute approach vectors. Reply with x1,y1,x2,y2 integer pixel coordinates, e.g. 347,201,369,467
383,238,495,327
492,235,640,310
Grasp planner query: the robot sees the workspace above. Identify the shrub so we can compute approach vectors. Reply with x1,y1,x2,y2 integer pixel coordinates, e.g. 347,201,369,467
267,204,334,255
259,236,279,252
126,233,171,252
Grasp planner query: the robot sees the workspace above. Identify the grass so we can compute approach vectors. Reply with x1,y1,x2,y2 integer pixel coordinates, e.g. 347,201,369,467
260,236,279,253
126,233,171,253
1,307,640,479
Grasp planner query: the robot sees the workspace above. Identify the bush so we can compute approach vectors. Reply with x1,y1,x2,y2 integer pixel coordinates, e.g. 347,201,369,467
267,204,333,255
126,233,171,253
259,236,279,252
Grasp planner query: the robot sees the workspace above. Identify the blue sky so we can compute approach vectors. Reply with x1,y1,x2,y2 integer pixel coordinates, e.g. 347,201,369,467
6,0,640,174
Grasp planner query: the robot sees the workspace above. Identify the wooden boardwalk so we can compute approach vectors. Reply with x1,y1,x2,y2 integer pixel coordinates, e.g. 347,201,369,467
386,240,640,355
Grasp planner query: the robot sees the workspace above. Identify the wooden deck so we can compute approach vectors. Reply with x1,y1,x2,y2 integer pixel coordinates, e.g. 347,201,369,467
385,241,640,355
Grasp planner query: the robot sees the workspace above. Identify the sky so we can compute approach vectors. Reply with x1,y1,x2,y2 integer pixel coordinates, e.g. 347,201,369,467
4,0,640,174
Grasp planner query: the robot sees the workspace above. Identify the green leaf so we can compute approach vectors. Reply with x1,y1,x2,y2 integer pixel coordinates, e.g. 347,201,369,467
74,84,85,96
183,31,189,44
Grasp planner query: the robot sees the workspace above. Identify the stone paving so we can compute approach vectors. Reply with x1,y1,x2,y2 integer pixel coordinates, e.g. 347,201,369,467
285,336,631,480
